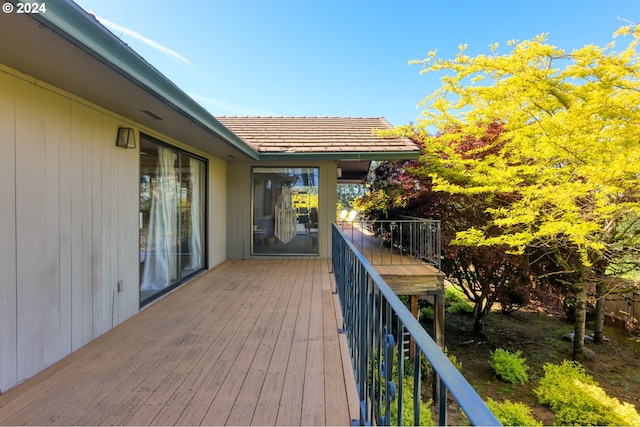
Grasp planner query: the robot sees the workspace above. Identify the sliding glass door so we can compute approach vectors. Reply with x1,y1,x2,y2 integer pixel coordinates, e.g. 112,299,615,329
139,135,206,305
252,167,319,256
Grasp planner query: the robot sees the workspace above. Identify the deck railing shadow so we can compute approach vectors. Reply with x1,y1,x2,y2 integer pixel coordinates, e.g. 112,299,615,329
332,223,500,426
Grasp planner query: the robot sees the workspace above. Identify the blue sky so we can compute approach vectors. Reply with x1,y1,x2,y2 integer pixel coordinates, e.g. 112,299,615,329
73,0,640,126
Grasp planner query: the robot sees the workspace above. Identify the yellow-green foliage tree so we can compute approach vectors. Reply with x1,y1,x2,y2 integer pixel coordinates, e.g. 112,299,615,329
410,26,640,360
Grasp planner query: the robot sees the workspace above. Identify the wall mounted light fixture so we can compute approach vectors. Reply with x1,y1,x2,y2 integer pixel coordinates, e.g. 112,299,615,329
115,127,136,149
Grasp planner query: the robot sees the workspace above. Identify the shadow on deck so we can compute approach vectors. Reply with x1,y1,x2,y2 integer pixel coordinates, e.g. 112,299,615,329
0,260,359,426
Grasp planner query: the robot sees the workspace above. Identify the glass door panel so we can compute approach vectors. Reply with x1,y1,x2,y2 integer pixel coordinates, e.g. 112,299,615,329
139,137,206,305
180,153,205,278
252,167,319,256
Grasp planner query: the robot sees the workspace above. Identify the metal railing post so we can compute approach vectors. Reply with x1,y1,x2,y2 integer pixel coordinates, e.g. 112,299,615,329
396,319,404,426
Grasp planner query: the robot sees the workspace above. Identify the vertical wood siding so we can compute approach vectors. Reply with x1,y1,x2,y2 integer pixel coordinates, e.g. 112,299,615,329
208,157,228,268
0,68,139,392
226,163,251,259
0,67,18,393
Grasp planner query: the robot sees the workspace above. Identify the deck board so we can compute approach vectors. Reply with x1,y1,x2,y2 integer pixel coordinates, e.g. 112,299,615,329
0,260,357,426
275,259,313,426
145,264,263,426
200,261,292,426
323,271,356,425
250,261,307,426
224,260,294,426
301,260,327,425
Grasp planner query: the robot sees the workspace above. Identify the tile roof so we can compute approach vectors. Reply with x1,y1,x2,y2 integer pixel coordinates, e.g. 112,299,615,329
216,116,419,155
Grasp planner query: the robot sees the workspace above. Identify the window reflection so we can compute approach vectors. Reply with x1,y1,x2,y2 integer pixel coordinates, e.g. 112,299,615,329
252,167,319,255
139,136,206,305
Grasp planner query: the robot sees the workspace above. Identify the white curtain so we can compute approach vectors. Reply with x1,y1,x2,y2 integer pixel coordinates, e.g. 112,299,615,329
141,147,178,291
188,157,203,270
275,186,297,243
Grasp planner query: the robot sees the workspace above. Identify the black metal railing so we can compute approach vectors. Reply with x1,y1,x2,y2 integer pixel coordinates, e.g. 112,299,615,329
338,218,441,270
332,223,500,426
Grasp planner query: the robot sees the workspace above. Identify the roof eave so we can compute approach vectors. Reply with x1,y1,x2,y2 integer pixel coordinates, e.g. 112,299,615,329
257,151,421,162
26,0,259,160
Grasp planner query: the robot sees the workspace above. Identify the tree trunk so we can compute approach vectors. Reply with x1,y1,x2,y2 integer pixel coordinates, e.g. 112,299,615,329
473,298,486,333
572,285,587,361
473,317,483,333
594,281,606,344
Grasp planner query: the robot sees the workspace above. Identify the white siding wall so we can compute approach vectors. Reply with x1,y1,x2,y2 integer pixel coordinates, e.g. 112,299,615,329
226,161,338,260
0,65,228,393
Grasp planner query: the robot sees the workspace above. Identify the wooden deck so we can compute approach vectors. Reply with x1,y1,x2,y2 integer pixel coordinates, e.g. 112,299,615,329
0,260,359,426
342,223,444,295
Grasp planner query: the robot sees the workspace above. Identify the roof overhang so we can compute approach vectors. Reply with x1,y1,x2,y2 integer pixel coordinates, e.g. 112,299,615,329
0,0,259,161
216,116,421,183
337,160,374,183
257,151,420,162
258,151,420,184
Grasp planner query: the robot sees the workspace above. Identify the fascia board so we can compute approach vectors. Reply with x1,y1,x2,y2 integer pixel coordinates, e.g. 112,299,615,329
257,151,421,162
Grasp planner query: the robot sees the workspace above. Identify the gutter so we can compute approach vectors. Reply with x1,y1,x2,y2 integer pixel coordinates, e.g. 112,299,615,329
257,151,421,162
20,0,259,160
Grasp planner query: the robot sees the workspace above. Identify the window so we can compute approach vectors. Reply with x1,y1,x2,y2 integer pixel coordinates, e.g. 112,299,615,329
252,167,319,256
139,135,206,305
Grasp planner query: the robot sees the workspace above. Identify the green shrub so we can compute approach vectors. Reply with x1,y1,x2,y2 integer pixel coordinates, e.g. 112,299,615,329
444,286,473,314
486,398,542,426
388,381,434,426
379,353,434,426
422,347,463,374
489,348,529,385
534,360,640,426
419,306,434,320
445,347,463,371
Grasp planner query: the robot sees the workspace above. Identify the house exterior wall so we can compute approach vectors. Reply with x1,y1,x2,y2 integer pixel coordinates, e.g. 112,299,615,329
207,156,228,267
0,64,228,393
226,160,338,260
